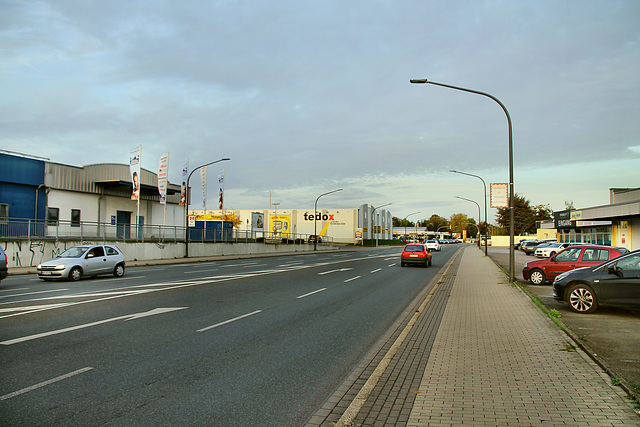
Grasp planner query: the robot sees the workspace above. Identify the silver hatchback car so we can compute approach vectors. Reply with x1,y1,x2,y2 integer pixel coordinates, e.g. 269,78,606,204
37,245,125,281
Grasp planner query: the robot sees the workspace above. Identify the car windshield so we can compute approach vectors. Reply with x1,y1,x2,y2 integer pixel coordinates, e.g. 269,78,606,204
57,246,90,258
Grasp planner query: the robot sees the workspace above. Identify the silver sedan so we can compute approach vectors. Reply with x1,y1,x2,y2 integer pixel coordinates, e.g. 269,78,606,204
37,244,126,281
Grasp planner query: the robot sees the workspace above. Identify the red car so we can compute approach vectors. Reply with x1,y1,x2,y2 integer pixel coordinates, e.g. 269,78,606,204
401,244,432,267
523,245,628,285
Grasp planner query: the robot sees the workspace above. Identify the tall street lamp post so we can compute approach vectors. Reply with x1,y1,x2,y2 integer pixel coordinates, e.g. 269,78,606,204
411,78,515,282
451,170,488,256
314,188,343,250
403,211,420,240
455,196,481,246
371,203,392,247
185,158,230,258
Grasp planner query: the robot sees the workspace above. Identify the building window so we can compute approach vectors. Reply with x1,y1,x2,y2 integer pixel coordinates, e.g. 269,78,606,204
0,204,8,223
46,207,59,226
71,209,81,227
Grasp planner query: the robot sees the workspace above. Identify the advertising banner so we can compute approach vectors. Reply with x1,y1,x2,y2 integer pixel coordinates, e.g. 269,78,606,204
490,183,509,208
157,153,169,205
179,160,188,206
252,212,264,231
200,166,207,209
270,215,290,237
218,169,225,210
129,146,141,200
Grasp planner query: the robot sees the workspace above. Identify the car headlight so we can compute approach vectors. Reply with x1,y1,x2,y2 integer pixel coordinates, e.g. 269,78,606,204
55,264,67,270
36,264,41,269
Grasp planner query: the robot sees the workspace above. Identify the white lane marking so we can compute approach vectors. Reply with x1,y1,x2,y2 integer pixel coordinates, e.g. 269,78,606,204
344,276,361,283
317,268,353,275
388,263,396,267
1,307,188,345
297,288,327,299
0,367,94,401
0,289,69,299
0,253,388,319
0,288,30,293
384,257,395,260
370,268,382,273
198,310,262,332
0,303,72,314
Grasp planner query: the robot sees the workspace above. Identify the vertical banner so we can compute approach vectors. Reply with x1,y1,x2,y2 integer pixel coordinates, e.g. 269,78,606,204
218,168,225,210
129,146,141,201
179,160,188,206
200,166,207,209
157,153,169,205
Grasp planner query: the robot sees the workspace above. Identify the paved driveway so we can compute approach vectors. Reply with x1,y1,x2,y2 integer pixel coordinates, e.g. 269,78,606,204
488,246,640,394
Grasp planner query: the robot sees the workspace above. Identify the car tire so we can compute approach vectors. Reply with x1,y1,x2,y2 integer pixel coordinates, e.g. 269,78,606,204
113,264,125,277
428,259,432,266
69,266,83,281
529,269,546,285
401,261,405,267
567,283,598,314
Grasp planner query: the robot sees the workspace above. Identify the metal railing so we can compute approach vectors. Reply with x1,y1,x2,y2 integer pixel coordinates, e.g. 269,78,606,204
0,218,334,245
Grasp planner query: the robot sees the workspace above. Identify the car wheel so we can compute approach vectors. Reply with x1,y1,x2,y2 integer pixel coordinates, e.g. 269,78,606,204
401,261,405,267
567,283,598,314
69,266,83,281
113,264,125,277
529,269,546,285
428,259,432,266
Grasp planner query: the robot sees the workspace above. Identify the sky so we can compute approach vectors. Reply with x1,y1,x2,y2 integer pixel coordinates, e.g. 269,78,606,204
2,0,639,225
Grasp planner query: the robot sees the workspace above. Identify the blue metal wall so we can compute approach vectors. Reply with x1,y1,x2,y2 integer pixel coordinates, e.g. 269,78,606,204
0,153,46,220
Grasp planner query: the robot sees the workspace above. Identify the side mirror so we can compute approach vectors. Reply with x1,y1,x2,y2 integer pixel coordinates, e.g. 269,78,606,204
608,266,623,278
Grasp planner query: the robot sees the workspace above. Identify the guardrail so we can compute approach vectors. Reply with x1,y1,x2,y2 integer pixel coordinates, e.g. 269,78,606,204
0,218,333,245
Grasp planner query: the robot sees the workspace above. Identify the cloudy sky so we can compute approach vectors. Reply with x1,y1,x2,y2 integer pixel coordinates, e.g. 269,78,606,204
2,0,639,224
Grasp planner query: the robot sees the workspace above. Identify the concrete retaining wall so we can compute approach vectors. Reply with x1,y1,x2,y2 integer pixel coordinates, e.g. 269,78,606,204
1,239,322,268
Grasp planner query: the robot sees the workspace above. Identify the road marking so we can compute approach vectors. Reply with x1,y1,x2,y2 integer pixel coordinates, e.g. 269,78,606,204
317,268,353,275
388,263,396,267
198,310,262,332
297,288,327,299
344,276,361,283
0,367,94,401
0,289,70,299
370,268,382,273
0,307,188,345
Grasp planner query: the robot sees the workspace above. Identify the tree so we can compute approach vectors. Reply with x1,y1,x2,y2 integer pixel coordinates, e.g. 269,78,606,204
423,214,448,232
495,194,553,235
449,213,469,235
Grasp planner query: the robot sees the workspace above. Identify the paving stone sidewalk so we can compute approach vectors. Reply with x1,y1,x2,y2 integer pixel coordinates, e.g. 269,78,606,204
310,246,640,426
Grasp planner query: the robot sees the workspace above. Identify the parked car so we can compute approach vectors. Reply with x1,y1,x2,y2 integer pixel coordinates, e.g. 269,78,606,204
37,244,125,281
0,246,8,284
425,239,440,251
553,249,640,313
523,242,553,256
523,245,628,285
534,242,576,258
307,235,322,243
401,244,432,267
519,240,540,252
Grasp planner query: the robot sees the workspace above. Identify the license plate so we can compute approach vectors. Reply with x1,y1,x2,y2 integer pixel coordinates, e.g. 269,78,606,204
410,254,418,257
40,271,52,275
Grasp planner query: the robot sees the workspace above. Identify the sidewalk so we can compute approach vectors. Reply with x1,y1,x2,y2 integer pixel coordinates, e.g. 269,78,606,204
308,246,640,426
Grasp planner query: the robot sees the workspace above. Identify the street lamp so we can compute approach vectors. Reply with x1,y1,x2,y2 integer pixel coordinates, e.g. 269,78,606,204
455,196,481,246
371,203,392,247
451,170,488,256
411,78,515,281
185,158,230,258
403,211,420,240
436,225,449,240
314,188,343,250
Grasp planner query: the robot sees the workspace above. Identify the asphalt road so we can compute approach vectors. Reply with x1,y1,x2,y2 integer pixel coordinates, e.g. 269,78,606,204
0,246,456,426
488,246,640,392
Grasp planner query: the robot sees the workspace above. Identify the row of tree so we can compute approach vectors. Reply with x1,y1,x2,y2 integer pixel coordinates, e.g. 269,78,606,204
392,194,553,237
